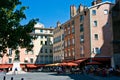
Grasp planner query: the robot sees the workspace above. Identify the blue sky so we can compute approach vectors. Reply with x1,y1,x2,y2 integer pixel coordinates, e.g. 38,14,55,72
21,0,115,27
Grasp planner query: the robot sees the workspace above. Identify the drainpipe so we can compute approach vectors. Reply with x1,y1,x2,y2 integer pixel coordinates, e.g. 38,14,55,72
89,9,93,62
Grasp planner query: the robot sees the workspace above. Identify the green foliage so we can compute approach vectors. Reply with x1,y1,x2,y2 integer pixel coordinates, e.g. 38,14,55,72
0,0,38,53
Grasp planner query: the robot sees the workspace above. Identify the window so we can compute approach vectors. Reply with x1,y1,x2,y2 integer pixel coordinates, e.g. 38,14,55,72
45,56,48,63
80,46,84,57
65,40,67,47
80,35,84,42
40,56,44,63
64,50,67,57
40,29,43,32
50,49,52,53
40,48,43,53
72,25,75,33
50,30,52,33
104,9,108,15
9,48,12,56
45,49,48,53
62,34,64,40
80,24,84,32
24,58,28,63
41,41,43,45
72,38,75,45
92,10,96,15
45,41,47,45
30,58,34,63
68,38,70,46
93,21,97,26
72,48,75,56
80,46,84,54
80,15,84,21
41,36,43,38
68,49,71,56
29,50,34,54
45,36,47,38
94,34,98,40
72,20,74,25
9,58,12,63
25,50,28,54
93,48,101,54
68,27,70,34
68,23,70,27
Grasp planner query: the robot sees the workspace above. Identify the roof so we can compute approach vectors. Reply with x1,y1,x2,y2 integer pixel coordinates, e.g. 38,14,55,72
88,1,114,9
34,22,44,28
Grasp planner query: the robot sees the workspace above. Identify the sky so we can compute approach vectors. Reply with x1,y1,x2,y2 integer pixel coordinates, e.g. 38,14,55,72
20,0,115,28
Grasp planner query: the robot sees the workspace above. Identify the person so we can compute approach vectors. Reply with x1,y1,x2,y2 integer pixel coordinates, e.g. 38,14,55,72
3,69,6,75
14,68,18,74
57,67,62,74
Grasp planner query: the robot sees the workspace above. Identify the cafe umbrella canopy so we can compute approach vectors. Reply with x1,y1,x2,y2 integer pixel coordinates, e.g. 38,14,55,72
45,63,60,67
59,62,78,67
45,62,78,67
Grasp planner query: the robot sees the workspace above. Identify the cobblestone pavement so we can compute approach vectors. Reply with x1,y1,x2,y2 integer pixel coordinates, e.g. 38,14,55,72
0,72,120,80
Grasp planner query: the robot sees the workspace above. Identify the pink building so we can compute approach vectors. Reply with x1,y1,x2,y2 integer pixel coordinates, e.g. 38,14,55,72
63,0,114,66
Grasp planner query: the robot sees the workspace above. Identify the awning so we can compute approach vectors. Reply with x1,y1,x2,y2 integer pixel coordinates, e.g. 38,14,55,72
59,62,68,66
67,62,78,66
74,58,87,64
45,63,60,67
0,64,13,69
59,62,78,66
20,64,26,68
86,61,102,65
26,64,37,68
37,64,45,67
92,57,111,62
26,64,45,68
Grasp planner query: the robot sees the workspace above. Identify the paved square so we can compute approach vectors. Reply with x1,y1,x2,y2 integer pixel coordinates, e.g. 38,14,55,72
0,72,120,80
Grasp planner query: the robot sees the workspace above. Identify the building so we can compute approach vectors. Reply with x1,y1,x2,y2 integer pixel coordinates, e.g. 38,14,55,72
53,22,64,63
87,0,114,65
0,23,54,64
63,0,114,66
112,0,120,67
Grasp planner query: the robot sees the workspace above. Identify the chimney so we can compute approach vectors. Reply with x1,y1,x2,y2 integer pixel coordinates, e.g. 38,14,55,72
92,0,97,6
77,4,84,13
116,0,119,3
92,0,102,6
57,21,61,27
70,5,77,18
96,0,102,4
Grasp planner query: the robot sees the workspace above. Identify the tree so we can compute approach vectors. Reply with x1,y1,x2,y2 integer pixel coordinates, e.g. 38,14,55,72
0,0,38,56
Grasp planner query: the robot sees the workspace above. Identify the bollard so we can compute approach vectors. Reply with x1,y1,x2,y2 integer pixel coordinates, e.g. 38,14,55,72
11,77,13,80
21,78,24,80
3,76,6,80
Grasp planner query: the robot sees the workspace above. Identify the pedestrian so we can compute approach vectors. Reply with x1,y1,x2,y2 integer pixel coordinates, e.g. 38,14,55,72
14,68,18,75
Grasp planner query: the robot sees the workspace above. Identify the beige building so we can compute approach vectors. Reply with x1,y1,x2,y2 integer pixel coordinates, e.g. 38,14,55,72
0,23,54,64
53,22,64,63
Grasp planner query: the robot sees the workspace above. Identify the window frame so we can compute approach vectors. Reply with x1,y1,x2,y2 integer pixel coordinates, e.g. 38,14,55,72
80,24,84,32
80,35,84,42
93,21,98,27
92,10,96,15
104,9,108,15
94,34,99,40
